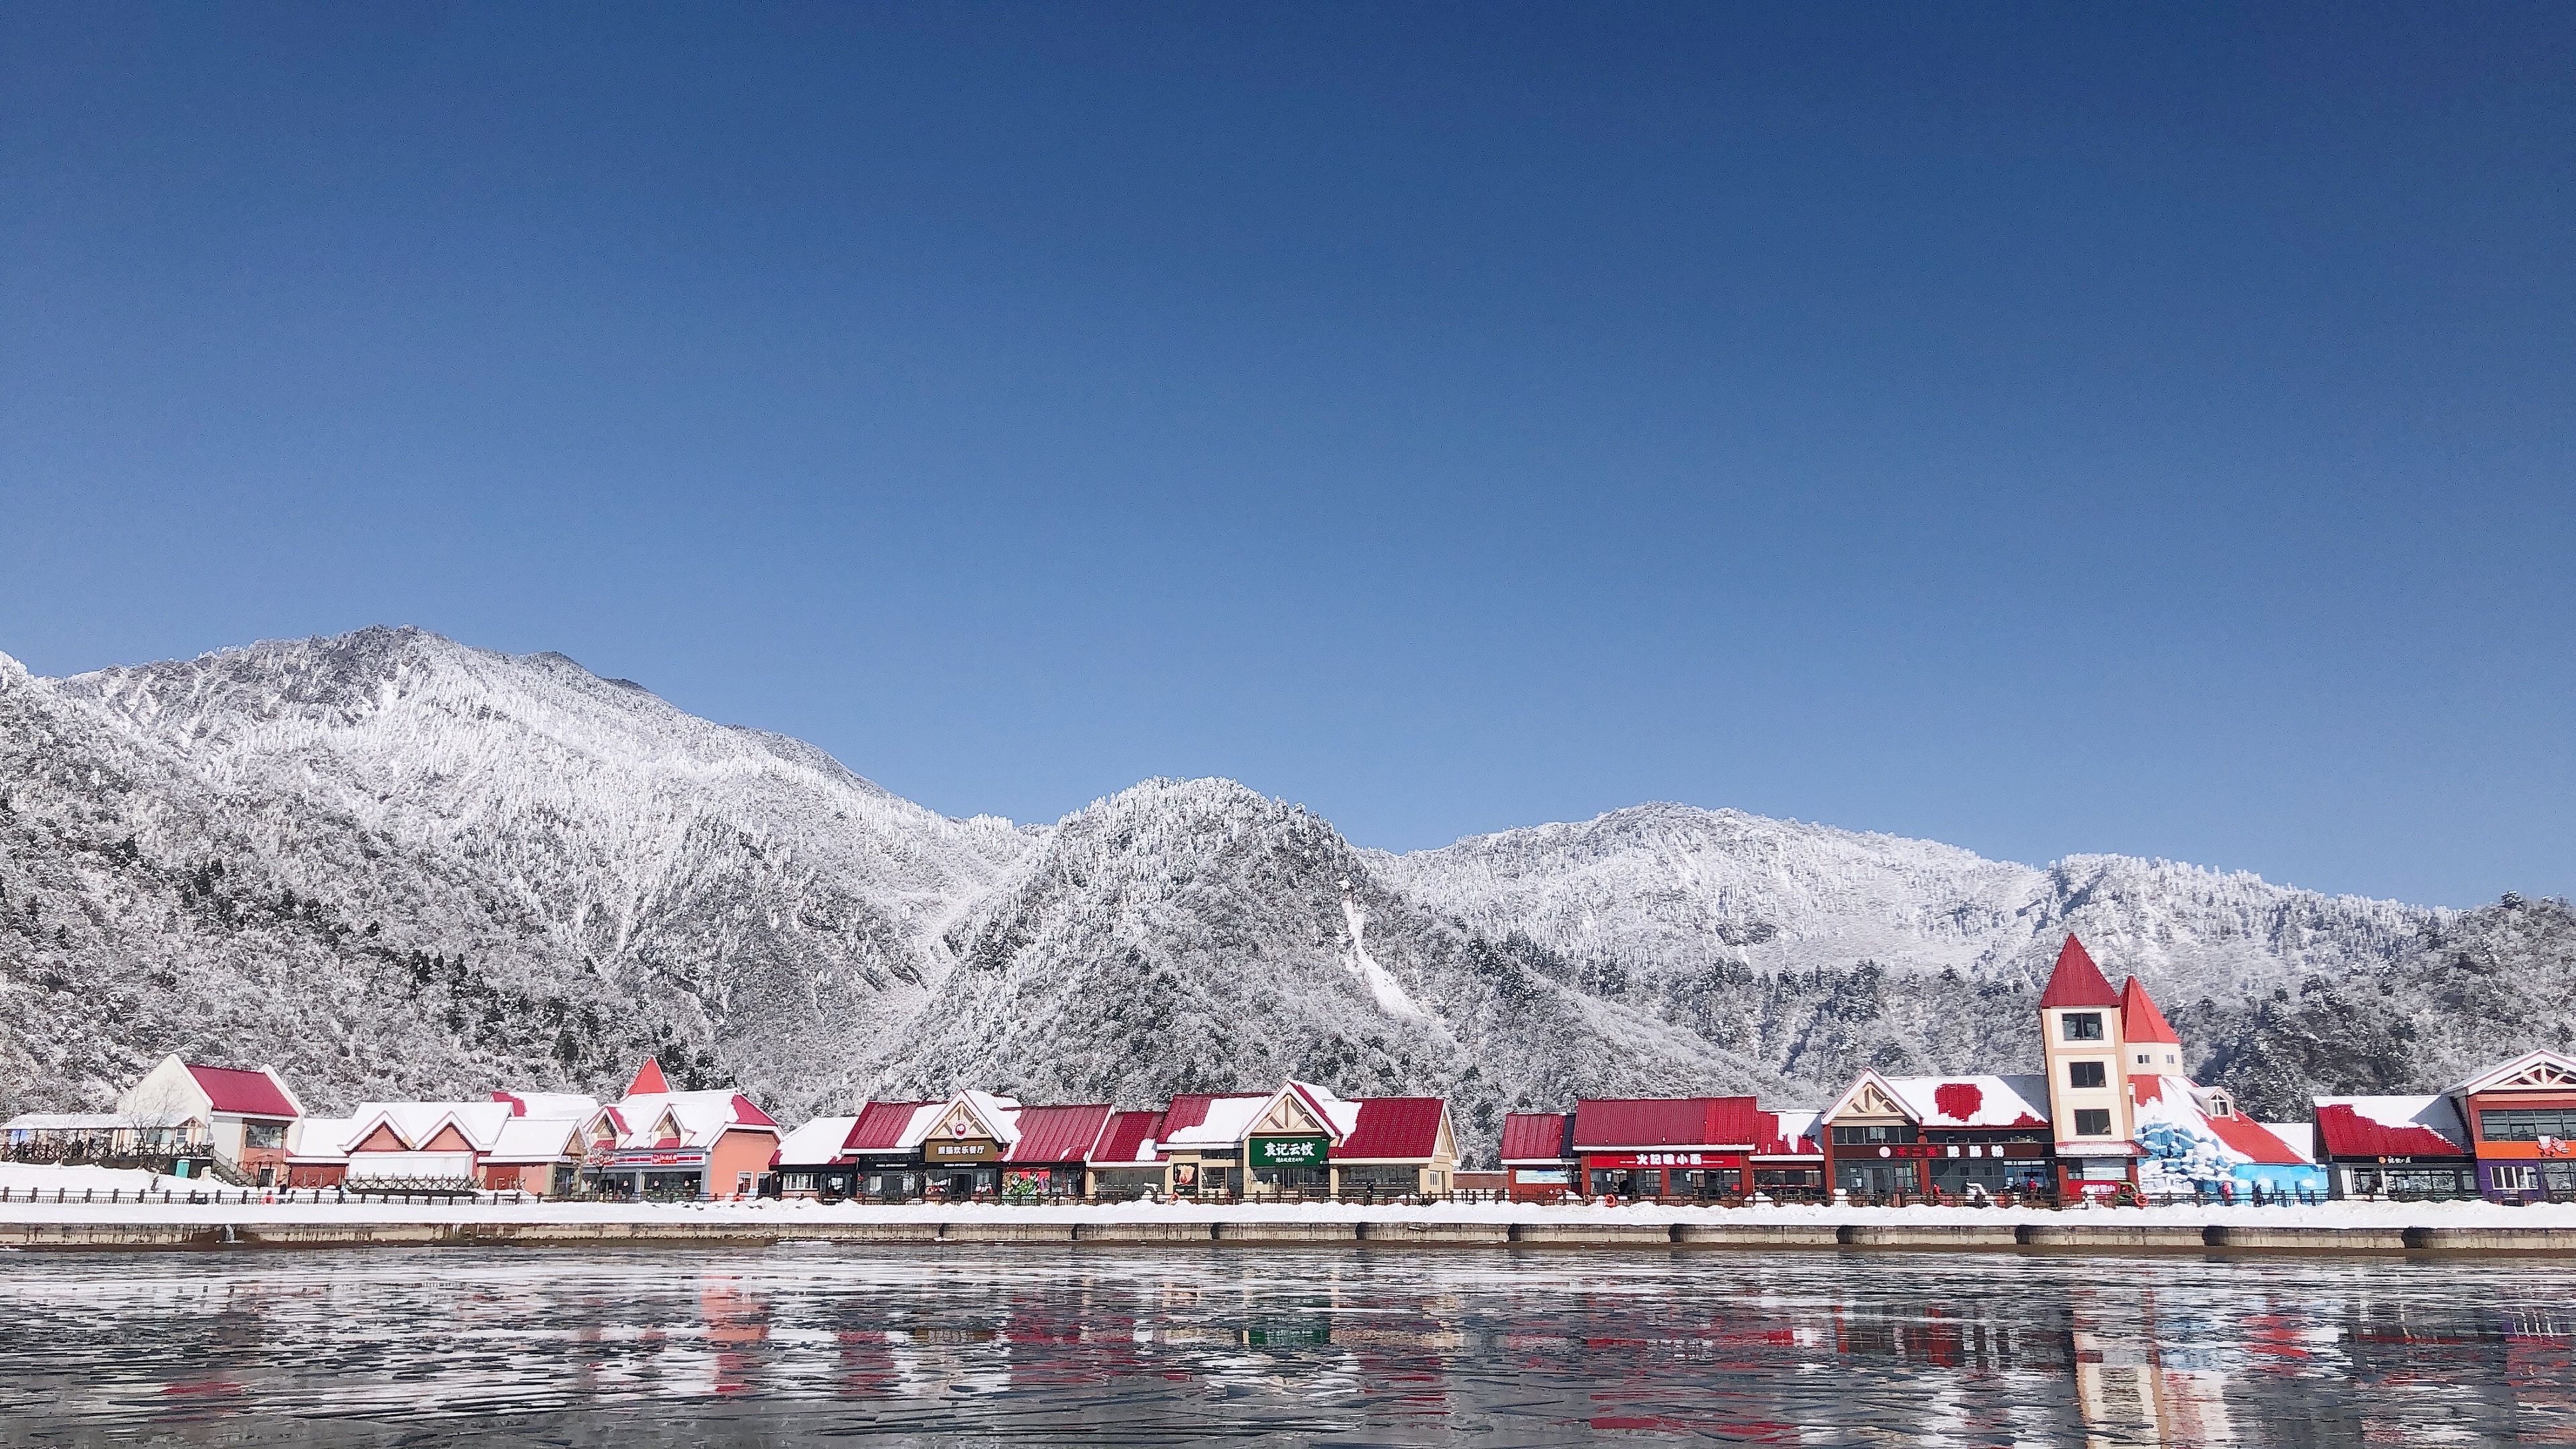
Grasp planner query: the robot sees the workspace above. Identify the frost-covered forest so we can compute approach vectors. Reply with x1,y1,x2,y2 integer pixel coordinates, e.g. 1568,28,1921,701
1,627,2566,1155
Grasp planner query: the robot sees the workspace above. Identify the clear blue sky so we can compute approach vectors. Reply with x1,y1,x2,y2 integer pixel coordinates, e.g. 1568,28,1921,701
4,5,2569,907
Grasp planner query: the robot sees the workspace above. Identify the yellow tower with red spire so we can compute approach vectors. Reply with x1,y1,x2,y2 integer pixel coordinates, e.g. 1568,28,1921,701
2037,934,2137,1193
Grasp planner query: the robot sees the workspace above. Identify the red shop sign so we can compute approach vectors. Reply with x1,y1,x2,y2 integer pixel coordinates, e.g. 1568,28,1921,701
1584,1152,1743,1170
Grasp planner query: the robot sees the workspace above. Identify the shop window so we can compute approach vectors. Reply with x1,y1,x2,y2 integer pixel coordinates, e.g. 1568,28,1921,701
2074,1109,2112,1136
2061,1012,2104,1042
2479,1108,2576,1142
1831,1124,1917,1146
2067,1061,2106,1089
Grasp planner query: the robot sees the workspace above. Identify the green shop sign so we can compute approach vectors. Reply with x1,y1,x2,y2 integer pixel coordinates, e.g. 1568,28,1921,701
1250,1136,1330,1168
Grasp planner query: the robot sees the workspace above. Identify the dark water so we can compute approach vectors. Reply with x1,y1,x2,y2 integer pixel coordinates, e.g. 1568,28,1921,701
0,1247,2571,1446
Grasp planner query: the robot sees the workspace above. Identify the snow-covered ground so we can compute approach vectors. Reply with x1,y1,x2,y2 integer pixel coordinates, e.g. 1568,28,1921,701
0,1178,2569,1232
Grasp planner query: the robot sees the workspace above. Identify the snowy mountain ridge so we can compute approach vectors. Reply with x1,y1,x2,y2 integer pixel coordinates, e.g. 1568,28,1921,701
1,627,2560,1144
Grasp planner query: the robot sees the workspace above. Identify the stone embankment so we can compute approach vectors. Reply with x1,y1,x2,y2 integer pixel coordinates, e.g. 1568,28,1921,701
5,1214,2573,1255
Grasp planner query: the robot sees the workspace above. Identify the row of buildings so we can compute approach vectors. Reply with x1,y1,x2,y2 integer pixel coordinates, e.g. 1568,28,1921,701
6,936,2573,1204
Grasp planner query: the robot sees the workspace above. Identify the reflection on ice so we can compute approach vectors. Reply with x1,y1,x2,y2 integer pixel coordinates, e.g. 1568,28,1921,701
0,1248,2566,1445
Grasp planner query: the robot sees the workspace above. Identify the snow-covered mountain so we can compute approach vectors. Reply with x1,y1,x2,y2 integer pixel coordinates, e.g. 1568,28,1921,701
2,627,2562,1151
0,627,1028,1118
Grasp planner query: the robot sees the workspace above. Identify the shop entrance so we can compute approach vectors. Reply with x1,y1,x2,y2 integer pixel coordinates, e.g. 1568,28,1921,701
1836,1162,1916,1199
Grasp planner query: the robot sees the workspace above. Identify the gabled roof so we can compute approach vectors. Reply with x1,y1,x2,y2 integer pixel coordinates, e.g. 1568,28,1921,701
1087,1110,1167,1166
1003,1104,1115,1163
775,1115,861,1168
1158,1093,1270,1148
1882,1075,2053,1130
2133,1075,2308,1165
1338,1098,1447,1161
489,1114,589,1163
922,1091,1022,1147
593,1089,780,1150
841,1101,938,1152
1499,1112,1574,1163
2447,1048,2576,1097
1570,1097,1766,1152
341,1101,517,1155
626,1059,670,1095
186,1065,301,1119
2038,934,2122,1010
2313,1096,2472,1159
2121,977,2180,1046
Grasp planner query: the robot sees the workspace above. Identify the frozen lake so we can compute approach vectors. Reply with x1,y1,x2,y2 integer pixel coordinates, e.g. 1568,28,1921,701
0,1246,2569,1444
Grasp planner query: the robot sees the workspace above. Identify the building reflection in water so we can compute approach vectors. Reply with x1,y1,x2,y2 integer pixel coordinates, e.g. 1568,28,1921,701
0,1248,2567,1445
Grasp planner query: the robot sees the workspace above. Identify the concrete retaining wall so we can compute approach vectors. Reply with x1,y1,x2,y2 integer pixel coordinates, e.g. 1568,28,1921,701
6,1216,2573,1256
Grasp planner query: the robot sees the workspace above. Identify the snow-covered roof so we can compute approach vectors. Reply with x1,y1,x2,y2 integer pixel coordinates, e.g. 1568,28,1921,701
345,1101,517,1155
2312,1095,2471,1159
2132,1075,2308,1166
489,1114,588,1163
492,1091,600,1120
286,1115,362,1161
1882,1075,2053,1130
776,1116,861,1168
1823,1070,2050,1130
2255,1124,2318,1165
1757,1109,1825,1159
593,1090,781,1151
842,1102,943,1153
1158,1093,1270,1149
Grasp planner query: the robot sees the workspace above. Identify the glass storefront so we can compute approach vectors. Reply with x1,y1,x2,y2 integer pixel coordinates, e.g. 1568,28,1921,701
1249,1166,1329,1195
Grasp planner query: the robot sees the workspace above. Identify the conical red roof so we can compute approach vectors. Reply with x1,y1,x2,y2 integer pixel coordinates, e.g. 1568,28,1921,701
625,1058,670,1096
2037,934,2121,1010
2120,977,2180,1045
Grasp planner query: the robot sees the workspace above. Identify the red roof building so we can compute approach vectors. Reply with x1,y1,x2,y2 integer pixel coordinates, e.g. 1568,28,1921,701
1085,1110,1169,1199
1568,1097,1772,1200
1499,1112,1576,1202
999,1103,1114,1198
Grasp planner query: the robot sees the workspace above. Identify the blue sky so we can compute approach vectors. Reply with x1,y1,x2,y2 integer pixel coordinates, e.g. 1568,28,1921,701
3,5,2569,906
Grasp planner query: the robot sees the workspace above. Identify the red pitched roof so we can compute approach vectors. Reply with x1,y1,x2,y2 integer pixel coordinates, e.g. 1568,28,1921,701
2134,1077,2309,1166
625,1059,669,1095
2121,977,2180,1046
2039,934,2121,1010
1087,1110,1167,1165
2202,1111,2309,1166
2315,1103,2470,1160
185,1065,299,1119
1499,1112,1573,1163
1571,1097,1766,1151
1339,1098,1446,1160
729,1093,777,1129
1159,1093,1263,1135
1004,1104,1115,1163
841,1100,931,1152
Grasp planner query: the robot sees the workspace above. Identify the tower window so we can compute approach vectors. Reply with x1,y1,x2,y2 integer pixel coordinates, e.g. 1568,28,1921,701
2068,1061,2107,1089
2074,1109,2113,1136
2061,1012,2104,1042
